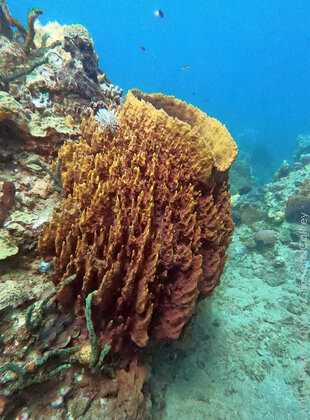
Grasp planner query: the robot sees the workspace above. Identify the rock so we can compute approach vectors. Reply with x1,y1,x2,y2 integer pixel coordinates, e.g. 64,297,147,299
68,397,89,418
0,91,21,120
267,209,285,224
0,280,28,310
288,225,300,242
240,204,267,225
285,179,310,222
6,222,26,236
0,181,15,227
0,229,18,260
254,230,277,248
274,160,290,180
28,114,80,138
273,257,286,268
294,134,310,160
0,33,28,78
300,153,310,165
266,275,286,287
229,159,253,195
9,210,38,225
29,177,53,199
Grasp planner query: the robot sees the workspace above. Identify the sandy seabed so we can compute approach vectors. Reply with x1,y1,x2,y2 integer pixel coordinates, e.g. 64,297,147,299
150,225,309,420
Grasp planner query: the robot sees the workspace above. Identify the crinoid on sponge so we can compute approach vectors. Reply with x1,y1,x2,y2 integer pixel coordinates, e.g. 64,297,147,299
38,89,238,357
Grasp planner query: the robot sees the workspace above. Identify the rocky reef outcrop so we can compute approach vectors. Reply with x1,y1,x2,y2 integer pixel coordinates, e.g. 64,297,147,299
286,178,310,222
0,1,122,157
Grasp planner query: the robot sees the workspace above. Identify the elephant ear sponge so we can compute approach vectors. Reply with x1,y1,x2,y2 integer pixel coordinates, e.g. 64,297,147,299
38,90,238,355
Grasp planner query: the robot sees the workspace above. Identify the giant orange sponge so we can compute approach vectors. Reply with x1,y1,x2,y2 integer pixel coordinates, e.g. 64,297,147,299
38,90,238,355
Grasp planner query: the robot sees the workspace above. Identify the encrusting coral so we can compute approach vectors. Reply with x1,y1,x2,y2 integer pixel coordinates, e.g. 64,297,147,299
39,89,238,357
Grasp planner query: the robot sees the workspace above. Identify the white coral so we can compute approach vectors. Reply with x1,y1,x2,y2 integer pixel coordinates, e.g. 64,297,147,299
95,108,120,133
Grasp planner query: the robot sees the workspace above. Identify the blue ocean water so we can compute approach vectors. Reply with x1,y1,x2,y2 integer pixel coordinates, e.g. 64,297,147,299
11,0,310,172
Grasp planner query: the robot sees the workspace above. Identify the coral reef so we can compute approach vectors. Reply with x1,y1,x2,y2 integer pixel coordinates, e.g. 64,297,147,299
0,8,181,418
262,157,309,225
274,160,290,180
294,133,310,160
39,89,237,358
238,203,267,225
0,91,21,120
0,0,42,52
94,108,120,133
0,7,123,156
254,229,277,248
100,82,123,105
0,180,15,226
0,3,307,416
0,229,18,260
285,178,310,222
229,159,253,195
230,133,310,229
0,2,57,91
148,134,310,419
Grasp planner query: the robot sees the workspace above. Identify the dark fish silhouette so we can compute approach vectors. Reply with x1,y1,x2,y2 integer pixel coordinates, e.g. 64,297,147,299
140,46,146,51
239,186,252,195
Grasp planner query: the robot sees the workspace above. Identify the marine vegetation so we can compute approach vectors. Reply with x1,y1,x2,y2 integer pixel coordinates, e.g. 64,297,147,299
39,89,238,359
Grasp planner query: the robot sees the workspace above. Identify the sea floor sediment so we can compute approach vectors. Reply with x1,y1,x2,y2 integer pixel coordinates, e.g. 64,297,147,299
150,226,308,420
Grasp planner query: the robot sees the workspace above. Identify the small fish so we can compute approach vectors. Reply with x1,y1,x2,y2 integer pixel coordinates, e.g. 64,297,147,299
182,65,190,70
154,9,164,18
140,46,146,51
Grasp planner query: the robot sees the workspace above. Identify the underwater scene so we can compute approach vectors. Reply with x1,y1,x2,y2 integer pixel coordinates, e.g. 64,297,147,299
0,1,309,419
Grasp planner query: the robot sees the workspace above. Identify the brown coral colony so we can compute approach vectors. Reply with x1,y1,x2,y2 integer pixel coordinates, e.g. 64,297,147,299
38,89,238,356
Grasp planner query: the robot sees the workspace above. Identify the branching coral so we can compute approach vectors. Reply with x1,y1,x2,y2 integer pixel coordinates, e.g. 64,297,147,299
100,82,123,105
38,90,238,357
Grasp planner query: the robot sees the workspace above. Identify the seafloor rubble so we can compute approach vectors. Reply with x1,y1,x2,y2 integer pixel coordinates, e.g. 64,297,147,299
0,4,239,419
